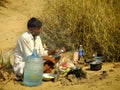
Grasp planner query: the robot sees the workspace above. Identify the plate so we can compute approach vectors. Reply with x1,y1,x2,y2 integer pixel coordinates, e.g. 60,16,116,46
43,73,55,80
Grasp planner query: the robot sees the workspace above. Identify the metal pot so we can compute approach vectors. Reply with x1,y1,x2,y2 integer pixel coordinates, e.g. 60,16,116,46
92,56,104,62
90,60,102,71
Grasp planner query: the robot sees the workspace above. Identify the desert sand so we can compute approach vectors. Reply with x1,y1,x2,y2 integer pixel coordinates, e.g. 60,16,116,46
0,62,120,90
0,0,120,90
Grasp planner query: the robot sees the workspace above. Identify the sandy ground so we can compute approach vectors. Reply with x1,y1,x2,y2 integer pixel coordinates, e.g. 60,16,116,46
0,0,44,50
0,1,120,90
0,62,120,90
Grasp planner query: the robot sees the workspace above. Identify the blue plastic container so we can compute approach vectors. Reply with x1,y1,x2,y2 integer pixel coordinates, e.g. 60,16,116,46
23,49,43,86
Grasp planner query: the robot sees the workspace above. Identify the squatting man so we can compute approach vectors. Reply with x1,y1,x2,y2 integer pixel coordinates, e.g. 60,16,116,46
14,17,61,81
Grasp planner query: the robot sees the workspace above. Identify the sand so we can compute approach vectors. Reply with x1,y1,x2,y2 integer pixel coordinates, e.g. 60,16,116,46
0,62,120,90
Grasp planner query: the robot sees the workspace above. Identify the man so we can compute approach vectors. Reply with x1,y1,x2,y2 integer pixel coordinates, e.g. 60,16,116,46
14,17,59,81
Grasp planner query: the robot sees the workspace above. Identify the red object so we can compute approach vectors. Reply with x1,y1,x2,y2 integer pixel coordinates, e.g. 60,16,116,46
63,63,67,67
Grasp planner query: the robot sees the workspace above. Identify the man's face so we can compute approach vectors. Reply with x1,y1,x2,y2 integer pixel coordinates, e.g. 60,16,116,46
29,28,41,36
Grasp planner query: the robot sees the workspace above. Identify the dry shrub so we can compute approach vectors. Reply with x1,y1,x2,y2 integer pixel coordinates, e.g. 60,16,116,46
1,0,119,61
39,0,120,62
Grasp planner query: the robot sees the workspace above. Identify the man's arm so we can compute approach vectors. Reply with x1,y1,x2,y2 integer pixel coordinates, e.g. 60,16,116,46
47,50,58,55
42,56,57,64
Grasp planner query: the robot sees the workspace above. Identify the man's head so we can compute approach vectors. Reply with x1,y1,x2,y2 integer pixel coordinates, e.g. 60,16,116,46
27,17,42,37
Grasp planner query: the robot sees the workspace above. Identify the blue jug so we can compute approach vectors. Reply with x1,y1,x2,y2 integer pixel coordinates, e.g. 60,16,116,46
23,49,43,86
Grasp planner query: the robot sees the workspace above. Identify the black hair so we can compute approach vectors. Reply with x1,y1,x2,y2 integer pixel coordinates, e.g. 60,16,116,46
27,17,42,30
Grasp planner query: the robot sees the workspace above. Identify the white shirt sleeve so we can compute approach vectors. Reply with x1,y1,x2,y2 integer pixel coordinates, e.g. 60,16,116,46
14,36,33,64
14,33,33,74
14,36,26,75
14,38,24,65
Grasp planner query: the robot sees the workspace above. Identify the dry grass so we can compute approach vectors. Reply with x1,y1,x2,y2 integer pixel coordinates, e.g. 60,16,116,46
38,0,120,62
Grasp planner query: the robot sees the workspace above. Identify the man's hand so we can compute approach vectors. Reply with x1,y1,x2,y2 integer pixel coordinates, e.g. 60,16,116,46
48,47,65,55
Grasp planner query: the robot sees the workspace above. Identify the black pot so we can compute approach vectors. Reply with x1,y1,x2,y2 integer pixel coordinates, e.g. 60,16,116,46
90,61,102,71
92,56,104,62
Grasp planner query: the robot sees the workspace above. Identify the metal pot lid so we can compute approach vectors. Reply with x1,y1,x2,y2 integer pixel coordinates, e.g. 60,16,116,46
90,60,102,65
92,56,103,61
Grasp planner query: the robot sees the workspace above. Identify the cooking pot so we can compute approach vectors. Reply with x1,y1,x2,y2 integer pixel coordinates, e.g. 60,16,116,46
92,56,104,62
90,60,102,71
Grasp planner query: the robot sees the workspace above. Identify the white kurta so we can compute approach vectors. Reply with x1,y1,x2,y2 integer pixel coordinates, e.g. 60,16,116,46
14,31,48,75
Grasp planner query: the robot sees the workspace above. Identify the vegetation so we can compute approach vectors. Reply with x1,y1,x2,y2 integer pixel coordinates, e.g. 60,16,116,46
39,0,120,62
